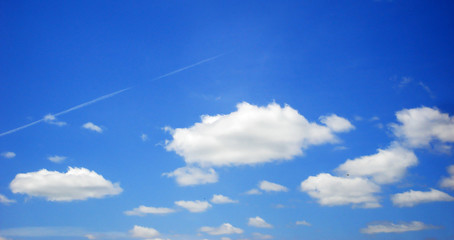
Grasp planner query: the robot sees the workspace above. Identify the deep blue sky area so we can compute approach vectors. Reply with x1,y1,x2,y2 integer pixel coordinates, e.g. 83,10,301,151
1,1,454,240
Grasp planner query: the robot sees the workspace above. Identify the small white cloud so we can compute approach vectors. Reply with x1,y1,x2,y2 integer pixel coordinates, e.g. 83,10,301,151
336,144,418,184
175,200,211,213
47,155,67,163
0,194,16,205
300,173,381,208
259,180,288,192
361,221,436,234
252,232,273,239
129,225,160,238
82,122,103,133
440,165,454,190
141,133,148,142
296,220,311,226
10,167,122,201
163,166,218,186
398,77,412,88
391,188,454,207
210,194,238,204
199,223,243,235
319,114,355,132
370,116,380,121
248,216,273,228
245,189,262,195
1,152,16,159
44,114,67,126
124,205,175,216
85,234,96,240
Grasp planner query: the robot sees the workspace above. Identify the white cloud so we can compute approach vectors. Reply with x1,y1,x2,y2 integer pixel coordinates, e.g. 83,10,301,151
336,144,418,184
163,166,218,186
10,167,122,201
175,200,211,213
1,152,15,159
141,133,148,142
199,223,243,235
0,194,15,205
85,234,96,239
319,114,355,132
124,205,175,216
245,189,262,195
440,165,454,190
130,225,160,238
248,216,273,228
390,107,454,149
210,194,238,204
165,102,352,167
259,180,288,192
300,173,381,208
82,122,103,133
391,188,454,207
221,237,231,240
361,221,436,234
47,155,67,163
252,232,273,239
296,220,311,226
44,114,67,126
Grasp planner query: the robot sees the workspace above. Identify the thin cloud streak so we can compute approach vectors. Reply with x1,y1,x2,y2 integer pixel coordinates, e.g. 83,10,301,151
0,55,222,137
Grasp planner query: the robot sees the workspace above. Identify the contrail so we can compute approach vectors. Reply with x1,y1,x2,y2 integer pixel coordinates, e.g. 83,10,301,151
0,55,222,137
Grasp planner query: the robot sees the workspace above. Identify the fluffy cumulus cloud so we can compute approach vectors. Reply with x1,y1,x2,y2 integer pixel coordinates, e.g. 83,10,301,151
124,205,175,216
175,200,211,213
300,173,381,208
210,194,238,204
82,122,103,133
199,223,243,235
440,165,454,190
319,114,355,132
391,188,454,207
165,102,353,167
1,152,15,159
248,216,273,228
9,167,122,201
336,144,418,184
48,155,67,163
130,225,160,238
259,180,288,192
163,166,218,186
390,107,454,149
0,194,15,205
361,221,436,234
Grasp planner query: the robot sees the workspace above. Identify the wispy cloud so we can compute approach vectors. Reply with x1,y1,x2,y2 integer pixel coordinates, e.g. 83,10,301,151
82,122,103,133
360,221,437,234
1,152,15,159
47,155,67,163
0,194,16,205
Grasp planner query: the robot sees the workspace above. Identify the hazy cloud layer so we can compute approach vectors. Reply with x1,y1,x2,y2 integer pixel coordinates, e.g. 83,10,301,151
361,221,436,234
391,188,454,207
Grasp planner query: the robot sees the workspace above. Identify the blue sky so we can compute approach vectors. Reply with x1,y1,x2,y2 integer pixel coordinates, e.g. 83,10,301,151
1,1,454,240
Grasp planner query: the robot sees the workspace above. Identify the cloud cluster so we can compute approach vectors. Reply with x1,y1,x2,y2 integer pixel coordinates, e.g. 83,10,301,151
361,221,436,234
124,205,175,216
163,167,218,186
175,200,211,213
248,216,273,228
10,167,122,201
199,223,243,235
391,188,454,207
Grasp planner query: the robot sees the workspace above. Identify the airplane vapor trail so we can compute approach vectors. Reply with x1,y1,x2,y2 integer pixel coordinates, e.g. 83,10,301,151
0,55,222,137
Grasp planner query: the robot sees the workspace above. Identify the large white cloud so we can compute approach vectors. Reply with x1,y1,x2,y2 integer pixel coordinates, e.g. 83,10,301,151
163,166,218,186
175,200,211,213
10,167,122,201
199,223,243,235
165,102,353,167
440,165,454,190
248,216,273,228
390,107,454,149
336,144,418,184
360,221,436,234
210,194,238,204
124,205,175,216
259,180,288,192
129,225,160,238
300,173,381,208
391,188,454,207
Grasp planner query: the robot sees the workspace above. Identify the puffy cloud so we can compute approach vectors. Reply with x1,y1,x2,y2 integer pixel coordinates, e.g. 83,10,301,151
199,223,243,235
48,155,67,163
175,200,211,213
259,180,288,192
252,233,273,239
210,194,238,204
440,165,454,190
10,167,122,201
319,114,355,132
336,144,418,184
296,220,311,226
44,114,67,126
390,107,454,149
245,189,262,195
165,102,352,167
163,167,218,186
82,122,103,133
300,173,381,208
124,205,175,216
361,221,436,234
0,194,15,205
248,216,273,228
391,188,454,207
130,225,160,238
1,152,15,159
